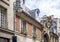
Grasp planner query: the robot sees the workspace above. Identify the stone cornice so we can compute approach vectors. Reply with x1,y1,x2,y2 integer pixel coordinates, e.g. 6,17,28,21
0,27,14,35
0,0,9,6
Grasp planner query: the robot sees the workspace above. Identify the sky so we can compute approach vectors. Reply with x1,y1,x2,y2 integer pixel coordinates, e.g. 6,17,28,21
25,0,60,18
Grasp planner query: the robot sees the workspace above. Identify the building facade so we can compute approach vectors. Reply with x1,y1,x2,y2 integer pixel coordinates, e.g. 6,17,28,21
15,0,43,42
0,0,15,42
52,18,60,42
16,10,43,42
0,0,44,42
40,15,58,42
0,0,59,42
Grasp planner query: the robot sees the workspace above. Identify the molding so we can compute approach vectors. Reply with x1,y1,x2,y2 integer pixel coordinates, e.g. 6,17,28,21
16,32,41,41
0,0,9,6
0,27,14,35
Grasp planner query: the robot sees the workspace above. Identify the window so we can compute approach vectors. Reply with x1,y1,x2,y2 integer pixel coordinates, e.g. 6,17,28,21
0,6,7,28
21,19,27,36
0,37,9,42
32,26,36,39
7,0,9,1
21,19,26,32
32,26,36,36
37,11,39,16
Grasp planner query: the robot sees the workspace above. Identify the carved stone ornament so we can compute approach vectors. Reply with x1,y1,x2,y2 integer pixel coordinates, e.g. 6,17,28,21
44,16,52,28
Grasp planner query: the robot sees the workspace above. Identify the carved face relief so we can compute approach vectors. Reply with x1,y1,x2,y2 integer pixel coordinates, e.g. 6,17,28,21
44,17,52,28
46,22,51,28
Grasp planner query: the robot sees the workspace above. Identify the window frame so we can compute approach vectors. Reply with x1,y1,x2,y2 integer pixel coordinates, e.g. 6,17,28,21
32,26,36,36
0,6,7,28
0,37,9,42
21,19,26,32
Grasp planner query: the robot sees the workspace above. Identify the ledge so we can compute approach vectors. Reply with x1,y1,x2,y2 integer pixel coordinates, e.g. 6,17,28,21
16,31,41,41
0,27,14,35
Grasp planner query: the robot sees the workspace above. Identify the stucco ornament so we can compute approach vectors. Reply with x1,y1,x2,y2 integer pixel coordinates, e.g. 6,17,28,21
44,16,52,28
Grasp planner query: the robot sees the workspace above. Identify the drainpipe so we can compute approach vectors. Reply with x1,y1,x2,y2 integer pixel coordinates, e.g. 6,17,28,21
12,2,17,42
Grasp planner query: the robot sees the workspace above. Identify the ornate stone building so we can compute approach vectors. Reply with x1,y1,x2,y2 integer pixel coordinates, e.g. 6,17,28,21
0,0,44,42
40,15,58,42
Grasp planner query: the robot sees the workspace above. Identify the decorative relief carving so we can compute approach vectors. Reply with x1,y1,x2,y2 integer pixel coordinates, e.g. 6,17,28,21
44,16,52,28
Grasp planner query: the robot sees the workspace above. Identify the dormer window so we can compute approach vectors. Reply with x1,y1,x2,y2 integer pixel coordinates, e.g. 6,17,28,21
37,11,39,16
35,9,40,16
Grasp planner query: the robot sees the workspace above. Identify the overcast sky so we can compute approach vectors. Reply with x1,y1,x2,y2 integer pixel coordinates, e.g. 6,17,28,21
25,0,60,18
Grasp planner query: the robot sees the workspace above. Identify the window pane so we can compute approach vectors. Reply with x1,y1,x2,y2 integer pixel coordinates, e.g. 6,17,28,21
21,20,24,31
21,20,26,32
0,6,7,28
32,26,36,35
1,9,6,28
23,20,26,31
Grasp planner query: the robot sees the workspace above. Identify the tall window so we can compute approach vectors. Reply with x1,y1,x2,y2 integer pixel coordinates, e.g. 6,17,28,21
0,6,7,28
32,26,36,36
21,19,26,32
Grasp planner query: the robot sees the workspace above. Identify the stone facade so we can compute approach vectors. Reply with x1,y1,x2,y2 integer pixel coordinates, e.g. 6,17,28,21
0,0,15,30
0,0,59,42
52,18,60,42
0,0,15,42
0,0,43,42
16,12,43,42
41,15,58,42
